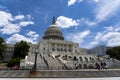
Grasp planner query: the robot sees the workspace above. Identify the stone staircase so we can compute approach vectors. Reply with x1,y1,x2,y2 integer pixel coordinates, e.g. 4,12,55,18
43,54,64,70
36,54,48,70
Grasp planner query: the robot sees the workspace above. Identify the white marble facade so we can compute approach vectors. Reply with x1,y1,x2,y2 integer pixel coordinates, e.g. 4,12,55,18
38,39,96,62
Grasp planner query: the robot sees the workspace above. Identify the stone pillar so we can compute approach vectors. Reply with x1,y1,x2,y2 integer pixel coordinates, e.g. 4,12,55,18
63,44,64,52
65,45,67,52
49,43,52,52
61,44,63,52
55,43,57,52
72,45,75,53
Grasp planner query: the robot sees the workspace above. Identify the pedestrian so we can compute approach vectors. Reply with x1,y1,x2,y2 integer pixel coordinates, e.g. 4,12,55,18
97,64,100,70
104,63,108,70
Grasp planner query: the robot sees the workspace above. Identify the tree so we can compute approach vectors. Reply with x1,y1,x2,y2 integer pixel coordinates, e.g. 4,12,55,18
7,58,21,67
106,46,120,60
13,40,30,58
7,40,30,67
0,36,6,61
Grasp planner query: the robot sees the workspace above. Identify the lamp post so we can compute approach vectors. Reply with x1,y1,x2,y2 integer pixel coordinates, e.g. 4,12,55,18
33,49,38,70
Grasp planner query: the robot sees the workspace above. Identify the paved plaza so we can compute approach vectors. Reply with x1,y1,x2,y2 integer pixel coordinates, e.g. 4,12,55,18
29,69,120,78
0,69,120,78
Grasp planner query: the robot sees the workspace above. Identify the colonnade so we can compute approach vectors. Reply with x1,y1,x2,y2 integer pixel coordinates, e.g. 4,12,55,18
49,43,74,52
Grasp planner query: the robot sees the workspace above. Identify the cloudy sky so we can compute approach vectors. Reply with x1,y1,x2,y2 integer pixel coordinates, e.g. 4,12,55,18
0,0,120,49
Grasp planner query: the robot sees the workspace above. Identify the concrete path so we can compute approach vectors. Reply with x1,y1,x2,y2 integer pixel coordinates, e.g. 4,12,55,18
30,69,120,78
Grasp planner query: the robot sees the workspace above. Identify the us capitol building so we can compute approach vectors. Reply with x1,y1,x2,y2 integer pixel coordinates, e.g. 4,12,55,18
20,17,106,70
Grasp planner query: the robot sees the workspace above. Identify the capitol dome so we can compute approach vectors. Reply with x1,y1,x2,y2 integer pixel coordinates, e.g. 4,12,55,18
43,17,64,40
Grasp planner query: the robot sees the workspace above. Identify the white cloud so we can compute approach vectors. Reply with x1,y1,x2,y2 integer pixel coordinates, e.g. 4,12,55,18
0,10,34,35
89,32,103,48
67,0,120,24
56,16,80,28
19,21,34,27
56,16,97,28
0,24,20,34
67,0,83,6
85,20,96,26
67,0,120,25
26,31,39,40
14,15,25,20
115,28,120,31
66,30,90,44
7,31,39,44
95,32,103,41
94,0,120,22
0,11,13,26
90,41,98,45
94,0,99,3
91,23,120,47
107,38,120,46
6,34,34,44
68,0,77,6
26,15,32,19
80,18,97,26
101,32,120,41
104,26,114,31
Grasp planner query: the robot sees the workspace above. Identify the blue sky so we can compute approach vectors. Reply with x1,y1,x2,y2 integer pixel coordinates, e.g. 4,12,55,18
0,0,120,49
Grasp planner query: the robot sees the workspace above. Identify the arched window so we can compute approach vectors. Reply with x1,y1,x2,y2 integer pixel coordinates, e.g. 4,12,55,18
83,64,87,69
89,57,92,61
84,57,88,62
79,57,83,61
73,56,77,60
61,48,63,51
88,64,94,69
78,64,82,69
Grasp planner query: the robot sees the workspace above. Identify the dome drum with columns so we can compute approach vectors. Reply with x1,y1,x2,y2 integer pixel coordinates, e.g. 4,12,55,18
43,17,64,40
